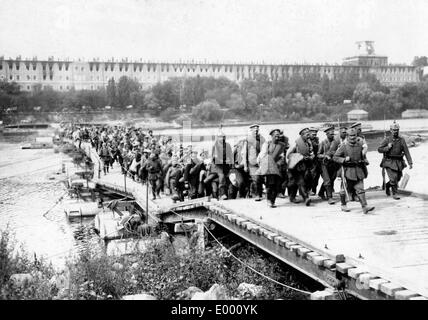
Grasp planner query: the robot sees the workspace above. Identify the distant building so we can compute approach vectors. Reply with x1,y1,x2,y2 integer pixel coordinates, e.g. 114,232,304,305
423,66,428,77
347,109,368,122
0,41,419,92
402,109,428,119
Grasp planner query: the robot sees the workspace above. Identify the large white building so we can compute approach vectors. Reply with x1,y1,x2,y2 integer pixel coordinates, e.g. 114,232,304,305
0,42,420,92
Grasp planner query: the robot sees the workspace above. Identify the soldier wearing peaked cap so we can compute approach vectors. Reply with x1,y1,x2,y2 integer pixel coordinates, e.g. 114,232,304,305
350,122,368,156
333,127,374,214
287,127,314,206
246,123,265,201
256,129,287,207
378,121,413,200
211,129,233,200
317,125,339,204
309,127,321,197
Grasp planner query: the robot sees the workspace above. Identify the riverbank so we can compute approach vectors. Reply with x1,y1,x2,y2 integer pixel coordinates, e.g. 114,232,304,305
0,223,320,300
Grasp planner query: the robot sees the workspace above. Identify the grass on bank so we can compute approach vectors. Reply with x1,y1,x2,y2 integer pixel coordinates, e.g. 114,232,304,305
0,227,315,300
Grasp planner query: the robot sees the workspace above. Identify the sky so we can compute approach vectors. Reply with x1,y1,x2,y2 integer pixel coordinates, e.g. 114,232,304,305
0,0,427,65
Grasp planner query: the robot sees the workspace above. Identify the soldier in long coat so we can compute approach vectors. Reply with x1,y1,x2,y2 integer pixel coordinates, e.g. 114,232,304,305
287,128,314,206
144,151,163,200
309,127,321,196
211,131,233,200
377,121,413,200
228,139,250,199
246,124,265,201
165,156,185,202
317,125,339,204
256,129,287,208
333,128,374,214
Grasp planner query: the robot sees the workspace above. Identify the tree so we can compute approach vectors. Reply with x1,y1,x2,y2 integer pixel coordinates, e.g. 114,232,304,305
306,93,326,116
244,92,258,113
0,80,22,111
240,73,272,105
226,93,246,116
191,99,223,122
106,78,117,107
352,82,373,105
412,56,428,67
152,80,180,111
117,76,140,108
144,92,161,112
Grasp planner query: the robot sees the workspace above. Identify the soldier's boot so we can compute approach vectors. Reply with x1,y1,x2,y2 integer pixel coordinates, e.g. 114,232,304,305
358,193,375,214
326,186,335,204
385,182,391,196
267,197,277,208
318,185,326,200
340,193,350,212
288,186,299,203
391,184,400,200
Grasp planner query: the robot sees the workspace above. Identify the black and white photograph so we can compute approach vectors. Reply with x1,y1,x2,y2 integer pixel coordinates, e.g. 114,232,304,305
1,0,428,305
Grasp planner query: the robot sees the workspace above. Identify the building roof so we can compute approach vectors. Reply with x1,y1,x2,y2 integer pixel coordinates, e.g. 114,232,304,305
347,109,368,115
402,109,428,114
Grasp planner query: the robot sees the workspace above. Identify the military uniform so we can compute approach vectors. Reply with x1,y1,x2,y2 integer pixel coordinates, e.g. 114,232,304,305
378,122,413,199
256,129,287,207
165,160,184,202
310,135,321,196
246,124,265,200
228,139,250,199
211,134,233,200
144,155,163,200
317,127,339,204
333,128,374,214
182,154,203,199
287,128,314,206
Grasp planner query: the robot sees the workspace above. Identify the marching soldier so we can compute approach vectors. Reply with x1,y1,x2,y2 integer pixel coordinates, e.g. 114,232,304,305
327,125,348,158
317,125,339,204
246,124,265,201
181,150,202,199
378,121,413,200
228,139,250,199
165,156,185,202
333,128,374,214
287,128,314,206
309,127,321,196
350,122,368,157
256,129,287,208
144,151,164,200
211,130,233,200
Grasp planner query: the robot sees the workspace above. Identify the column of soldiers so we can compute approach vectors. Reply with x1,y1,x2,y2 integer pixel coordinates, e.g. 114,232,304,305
74,119,413,214
218,120,413,214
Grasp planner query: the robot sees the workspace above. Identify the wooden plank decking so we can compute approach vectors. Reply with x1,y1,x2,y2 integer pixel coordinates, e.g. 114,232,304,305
77,141,428,299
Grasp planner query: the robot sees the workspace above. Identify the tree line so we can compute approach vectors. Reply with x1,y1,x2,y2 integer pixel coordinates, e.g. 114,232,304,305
1,69,428,124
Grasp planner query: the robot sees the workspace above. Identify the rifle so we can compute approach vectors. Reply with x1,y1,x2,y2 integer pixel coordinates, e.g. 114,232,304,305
382,112,386,190
340,164,350,202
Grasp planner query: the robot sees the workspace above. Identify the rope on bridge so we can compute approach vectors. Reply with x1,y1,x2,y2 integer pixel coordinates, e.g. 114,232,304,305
168,208,313,296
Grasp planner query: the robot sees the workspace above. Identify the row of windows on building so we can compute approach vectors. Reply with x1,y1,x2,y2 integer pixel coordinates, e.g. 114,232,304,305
19,84,108,91
4,72,416,84
2,63,416,77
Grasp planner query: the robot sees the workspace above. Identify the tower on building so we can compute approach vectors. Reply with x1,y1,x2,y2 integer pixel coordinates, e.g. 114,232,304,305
343,41,388,67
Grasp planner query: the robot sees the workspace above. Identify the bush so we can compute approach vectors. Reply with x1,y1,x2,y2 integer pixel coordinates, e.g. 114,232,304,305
159,107,177,122
191,99,224,122
0,228,55,300
0,228,315,300
312,112,328,121
288,112,301,121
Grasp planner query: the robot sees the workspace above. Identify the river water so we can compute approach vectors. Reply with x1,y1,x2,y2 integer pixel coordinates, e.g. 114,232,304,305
0,134,100,268
1,118,428,268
